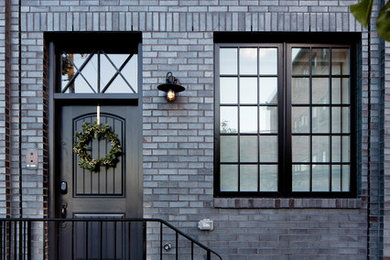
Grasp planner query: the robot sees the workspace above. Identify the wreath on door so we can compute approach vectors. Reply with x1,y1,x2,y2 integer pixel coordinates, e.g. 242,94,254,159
73,121,122,172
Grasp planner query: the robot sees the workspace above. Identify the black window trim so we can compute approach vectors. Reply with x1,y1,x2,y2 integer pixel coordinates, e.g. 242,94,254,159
214,41,357,198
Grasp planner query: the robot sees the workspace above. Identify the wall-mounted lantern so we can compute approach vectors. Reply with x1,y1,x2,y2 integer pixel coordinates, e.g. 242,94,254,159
157,72,185,102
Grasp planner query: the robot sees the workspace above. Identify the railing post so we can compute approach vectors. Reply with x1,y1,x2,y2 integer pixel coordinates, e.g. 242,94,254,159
27,221,31,260
143,220,147,260
207,250,211,260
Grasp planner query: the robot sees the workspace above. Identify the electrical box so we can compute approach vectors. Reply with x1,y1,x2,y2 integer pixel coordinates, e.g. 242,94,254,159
198,219,214,231
26,149,38,169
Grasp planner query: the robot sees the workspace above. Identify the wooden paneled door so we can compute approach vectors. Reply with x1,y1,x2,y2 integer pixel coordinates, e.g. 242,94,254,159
56,104,142,259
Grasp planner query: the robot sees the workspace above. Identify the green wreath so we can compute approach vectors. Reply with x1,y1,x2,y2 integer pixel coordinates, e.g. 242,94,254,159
73,121,122,172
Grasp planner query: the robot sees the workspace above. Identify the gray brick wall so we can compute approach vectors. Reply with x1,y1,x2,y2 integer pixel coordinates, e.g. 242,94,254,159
0,0,387,259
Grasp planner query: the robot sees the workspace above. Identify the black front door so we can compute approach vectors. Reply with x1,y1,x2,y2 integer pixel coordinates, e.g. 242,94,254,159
56,104,142,259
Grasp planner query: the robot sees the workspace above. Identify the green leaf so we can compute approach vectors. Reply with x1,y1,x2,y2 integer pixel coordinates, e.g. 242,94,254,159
350,0,374,27
377,1,390,41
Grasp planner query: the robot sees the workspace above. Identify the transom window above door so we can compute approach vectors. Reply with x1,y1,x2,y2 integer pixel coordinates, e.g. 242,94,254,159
215,41,356,198
61,51,138,94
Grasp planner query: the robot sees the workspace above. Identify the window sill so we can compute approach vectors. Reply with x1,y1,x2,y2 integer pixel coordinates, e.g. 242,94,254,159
213,198,362,209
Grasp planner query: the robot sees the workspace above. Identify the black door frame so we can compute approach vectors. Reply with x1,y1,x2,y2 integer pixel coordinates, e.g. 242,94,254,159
46,32,143,258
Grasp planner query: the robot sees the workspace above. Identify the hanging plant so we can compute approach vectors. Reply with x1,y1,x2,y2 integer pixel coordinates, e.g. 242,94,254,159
73,121,122,172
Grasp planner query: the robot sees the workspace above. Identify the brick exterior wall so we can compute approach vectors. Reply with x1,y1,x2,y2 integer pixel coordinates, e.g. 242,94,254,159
0,0,387,259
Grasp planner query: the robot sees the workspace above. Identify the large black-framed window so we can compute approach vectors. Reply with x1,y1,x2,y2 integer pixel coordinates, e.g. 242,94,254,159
215,42,356,198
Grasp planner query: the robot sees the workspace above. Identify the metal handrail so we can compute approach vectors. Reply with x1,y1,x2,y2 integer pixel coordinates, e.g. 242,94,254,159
0,217,223,260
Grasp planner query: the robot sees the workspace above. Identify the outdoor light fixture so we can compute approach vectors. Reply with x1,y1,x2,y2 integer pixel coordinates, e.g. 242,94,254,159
157,72,185,102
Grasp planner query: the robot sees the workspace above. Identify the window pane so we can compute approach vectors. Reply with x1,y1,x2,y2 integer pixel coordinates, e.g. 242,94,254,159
259,136,278,162
103,54,135,93
292,48,310,75
292,164,310,191
312,78,329,104
240,78,257,104
105,76,133,93
292,78,309,104
332,107,341,133
332,136,341,162
259,48,277,75
240,107,258,133
342,136,350,162
220,78,238,104
312,107,329,133
220,136,238,162
101,54,119,90
259,106,278,133
220,48,237,74
312,48,329,75
220,165,238,191
292,136,310,162
312,136,329,162
342,107,350,133
240,48,257,75
240,136,258,162
312,165,330,191
332,78,341,104
332,165,341,192
342,165,350,191
220,107,238,133
120,54,138,93
341,78,350,104
332,48,349,75
259,77,278,104
292,107,310,133
62,53,98,93
240,165,258,191
260,165,278,191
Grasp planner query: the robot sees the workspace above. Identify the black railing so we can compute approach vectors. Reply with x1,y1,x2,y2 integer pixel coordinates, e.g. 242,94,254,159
0,218,222,260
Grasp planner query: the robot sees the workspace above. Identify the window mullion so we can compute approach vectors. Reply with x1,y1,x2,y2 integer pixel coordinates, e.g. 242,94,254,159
284,43,292,196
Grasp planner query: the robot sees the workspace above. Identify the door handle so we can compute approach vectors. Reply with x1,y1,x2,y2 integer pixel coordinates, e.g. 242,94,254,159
61,203,67,218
